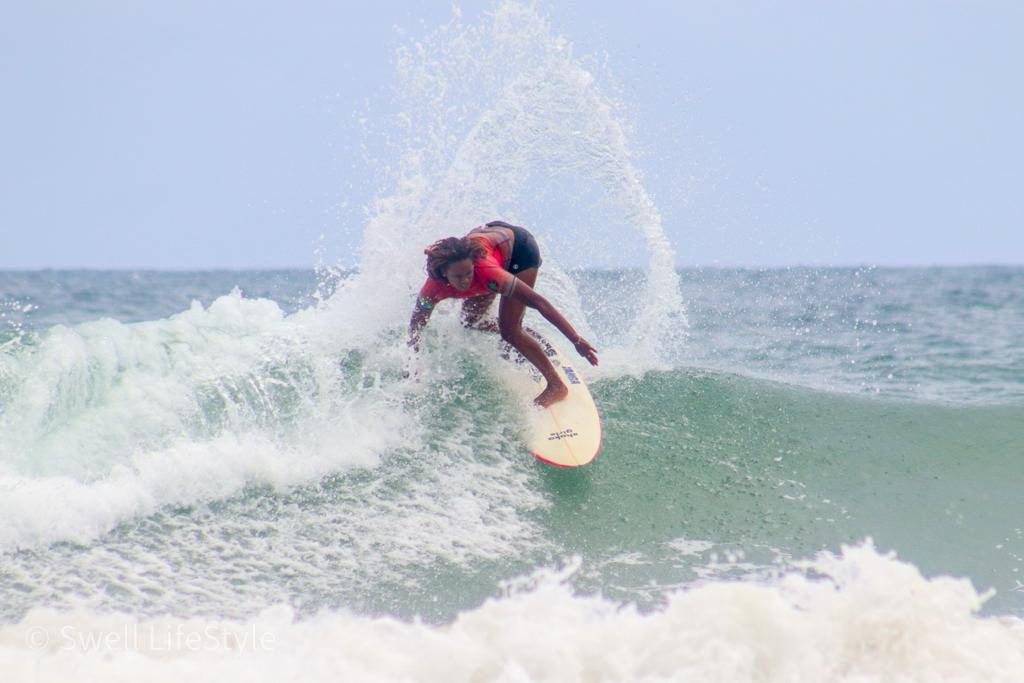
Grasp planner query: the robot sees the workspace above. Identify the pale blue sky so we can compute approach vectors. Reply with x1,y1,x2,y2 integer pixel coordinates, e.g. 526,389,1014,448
2,1,1022,268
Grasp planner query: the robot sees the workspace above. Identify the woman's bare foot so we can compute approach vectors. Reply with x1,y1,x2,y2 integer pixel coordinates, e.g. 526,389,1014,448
534,381,569,408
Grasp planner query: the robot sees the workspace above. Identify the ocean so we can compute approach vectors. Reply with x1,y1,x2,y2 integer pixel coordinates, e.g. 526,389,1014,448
4,2,1024,681
2,265,1022,681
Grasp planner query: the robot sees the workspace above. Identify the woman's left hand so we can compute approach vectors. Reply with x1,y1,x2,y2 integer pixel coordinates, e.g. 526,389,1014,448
573,337,599,366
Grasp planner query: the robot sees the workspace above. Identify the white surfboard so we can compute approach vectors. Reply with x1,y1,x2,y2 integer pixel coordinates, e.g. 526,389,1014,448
512,329,602,468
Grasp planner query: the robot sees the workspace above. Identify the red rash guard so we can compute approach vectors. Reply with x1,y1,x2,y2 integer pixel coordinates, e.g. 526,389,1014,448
416,237,516,311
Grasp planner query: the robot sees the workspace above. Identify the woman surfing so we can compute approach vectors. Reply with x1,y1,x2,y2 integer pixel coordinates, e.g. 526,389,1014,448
408,221,598,407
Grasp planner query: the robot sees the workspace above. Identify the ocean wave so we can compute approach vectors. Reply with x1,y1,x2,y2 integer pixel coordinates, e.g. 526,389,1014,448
3,543,1023,682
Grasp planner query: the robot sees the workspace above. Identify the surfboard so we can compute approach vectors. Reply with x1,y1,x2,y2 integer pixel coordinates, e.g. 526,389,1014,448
512,329,602,468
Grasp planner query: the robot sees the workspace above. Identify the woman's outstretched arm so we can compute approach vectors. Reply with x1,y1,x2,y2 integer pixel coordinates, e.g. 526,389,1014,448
408,304,433,351
507,279,598,366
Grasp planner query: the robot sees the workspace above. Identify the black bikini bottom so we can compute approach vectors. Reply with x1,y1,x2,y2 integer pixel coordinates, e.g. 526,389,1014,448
486,221,542,274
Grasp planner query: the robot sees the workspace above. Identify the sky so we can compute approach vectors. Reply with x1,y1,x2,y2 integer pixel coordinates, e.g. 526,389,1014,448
2,0,1022,269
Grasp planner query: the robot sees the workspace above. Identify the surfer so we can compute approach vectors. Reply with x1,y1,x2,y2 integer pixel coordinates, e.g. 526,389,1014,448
408,221,598,407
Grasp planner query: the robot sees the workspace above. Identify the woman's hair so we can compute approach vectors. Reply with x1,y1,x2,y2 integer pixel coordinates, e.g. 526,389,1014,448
424,235,487,282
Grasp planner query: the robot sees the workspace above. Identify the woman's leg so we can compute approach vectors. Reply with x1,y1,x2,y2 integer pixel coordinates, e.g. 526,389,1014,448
461,293,498,332
498,268,568,407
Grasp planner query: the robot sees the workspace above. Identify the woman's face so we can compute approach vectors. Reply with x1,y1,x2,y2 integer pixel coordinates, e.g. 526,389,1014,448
445,258,474,291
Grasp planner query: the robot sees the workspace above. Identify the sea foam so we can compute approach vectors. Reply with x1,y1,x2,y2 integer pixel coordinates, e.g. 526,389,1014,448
3,543,1022,682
